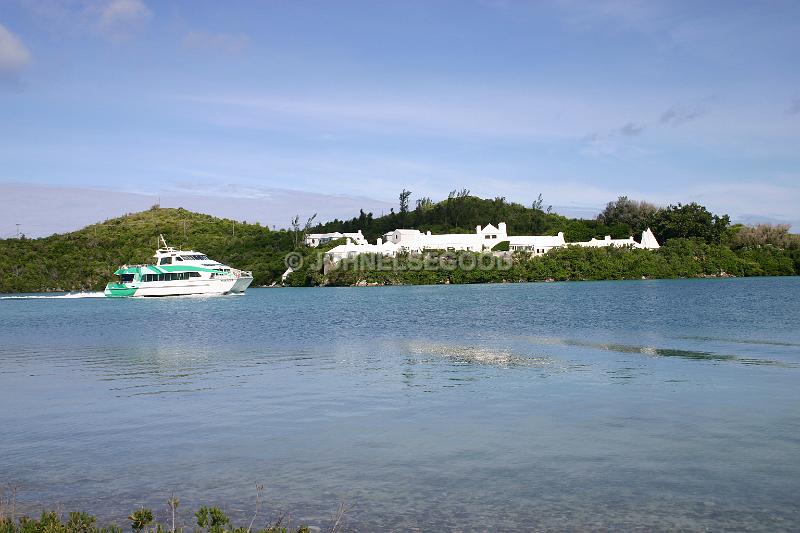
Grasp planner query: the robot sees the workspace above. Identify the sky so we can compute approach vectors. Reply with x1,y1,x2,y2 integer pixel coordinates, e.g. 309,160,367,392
1,0,799,236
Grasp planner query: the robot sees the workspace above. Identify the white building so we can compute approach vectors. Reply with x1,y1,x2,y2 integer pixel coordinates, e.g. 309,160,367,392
319,224,659,269
571,228,660,250
324,239,401,264
508,232,566,255
640,228,660,249
383,223,508,252
305,230,367,247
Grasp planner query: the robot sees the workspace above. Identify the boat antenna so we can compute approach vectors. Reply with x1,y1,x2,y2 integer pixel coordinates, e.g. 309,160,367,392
159,234,168,249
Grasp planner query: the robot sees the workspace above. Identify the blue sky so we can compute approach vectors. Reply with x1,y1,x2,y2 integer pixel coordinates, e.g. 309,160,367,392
1,0,799,235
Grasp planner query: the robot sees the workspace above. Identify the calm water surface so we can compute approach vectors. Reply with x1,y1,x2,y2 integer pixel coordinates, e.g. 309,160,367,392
1,278,799,531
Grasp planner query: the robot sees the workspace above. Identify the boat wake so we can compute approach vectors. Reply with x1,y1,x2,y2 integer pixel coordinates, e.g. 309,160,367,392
407,341,554,368
0,292,106,300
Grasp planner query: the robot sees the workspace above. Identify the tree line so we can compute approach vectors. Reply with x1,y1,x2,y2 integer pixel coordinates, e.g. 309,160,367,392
311,191,792,248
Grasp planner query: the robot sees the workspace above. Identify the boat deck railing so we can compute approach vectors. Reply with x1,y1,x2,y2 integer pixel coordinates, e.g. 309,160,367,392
232,268,253,278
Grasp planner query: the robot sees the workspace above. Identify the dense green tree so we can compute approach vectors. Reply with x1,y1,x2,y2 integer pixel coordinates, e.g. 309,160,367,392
597,196,658,234
649,202,730,244
729,223,800,249
399,189,412,215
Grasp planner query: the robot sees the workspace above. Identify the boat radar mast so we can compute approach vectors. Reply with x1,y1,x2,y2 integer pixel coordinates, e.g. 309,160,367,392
158,234,175,252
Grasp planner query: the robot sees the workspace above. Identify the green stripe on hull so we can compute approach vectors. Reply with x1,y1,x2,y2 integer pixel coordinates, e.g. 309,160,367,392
114,265,226,275
104,283,137,297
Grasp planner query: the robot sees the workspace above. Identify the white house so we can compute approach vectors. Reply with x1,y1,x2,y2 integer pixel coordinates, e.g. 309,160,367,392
383,229,423,247
571,228,660,250
317,224,660,270
305,230,367,247
383,223,508,252
324,239,401,264
572,235,638,248
508,232,566,254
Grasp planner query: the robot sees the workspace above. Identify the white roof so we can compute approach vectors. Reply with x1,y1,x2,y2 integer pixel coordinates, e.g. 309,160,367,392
422,234,480,245
640,228,660,249
571,236,636,247
326,241,400,255
508,235,565,246
307,232,344,239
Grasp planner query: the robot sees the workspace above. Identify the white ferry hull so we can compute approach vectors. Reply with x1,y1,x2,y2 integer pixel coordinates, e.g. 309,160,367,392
229,276,253,293
106,278,241,298
137,278,237,297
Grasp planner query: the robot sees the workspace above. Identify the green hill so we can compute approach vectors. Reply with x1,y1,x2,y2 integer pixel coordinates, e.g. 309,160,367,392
0,207,296,293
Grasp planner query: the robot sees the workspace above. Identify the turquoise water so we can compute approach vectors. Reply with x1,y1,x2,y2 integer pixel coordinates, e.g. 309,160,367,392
1,278,799,531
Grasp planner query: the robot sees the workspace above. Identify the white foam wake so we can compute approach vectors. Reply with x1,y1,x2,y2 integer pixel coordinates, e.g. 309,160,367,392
0,292,106,300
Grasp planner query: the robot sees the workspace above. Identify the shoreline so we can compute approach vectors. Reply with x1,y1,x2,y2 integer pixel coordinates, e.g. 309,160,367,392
2,273,798,296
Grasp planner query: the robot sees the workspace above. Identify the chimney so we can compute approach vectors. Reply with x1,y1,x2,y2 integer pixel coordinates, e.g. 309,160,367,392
605,235,611,241
476,225,482,233
376,237,382,245
498,222,507,234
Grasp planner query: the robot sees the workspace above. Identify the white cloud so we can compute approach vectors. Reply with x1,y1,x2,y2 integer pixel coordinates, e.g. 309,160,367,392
182,31,250,54
0,24,32,74
96,0,151,42
178,89,626,141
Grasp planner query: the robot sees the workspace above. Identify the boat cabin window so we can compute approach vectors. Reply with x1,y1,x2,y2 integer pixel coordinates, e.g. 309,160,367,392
159,257,172,265
189,272,201,277
175,256,183,261
181,255,208,260
119,274,134,283
141,272,192,282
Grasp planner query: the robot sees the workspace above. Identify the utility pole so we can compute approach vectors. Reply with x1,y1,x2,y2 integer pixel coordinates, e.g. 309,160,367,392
16,224,20,239
232,221,236,238
183,220,187,242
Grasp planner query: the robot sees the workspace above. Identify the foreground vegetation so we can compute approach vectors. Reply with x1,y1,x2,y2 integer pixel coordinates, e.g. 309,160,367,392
0,490,344,533
0,507,314,533
1,195,798,293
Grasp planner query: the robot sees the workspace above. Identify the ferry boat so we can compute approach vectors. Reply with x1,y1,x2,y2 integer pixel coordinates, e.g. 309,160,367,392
104,236,254,297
